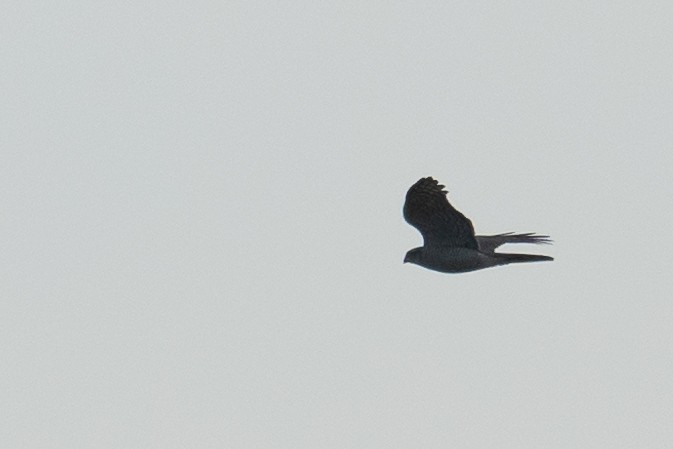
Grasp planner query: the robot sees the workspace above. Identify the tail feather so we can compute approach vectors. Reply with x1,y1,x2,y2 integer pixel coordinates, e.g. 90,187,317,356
496,252,554,265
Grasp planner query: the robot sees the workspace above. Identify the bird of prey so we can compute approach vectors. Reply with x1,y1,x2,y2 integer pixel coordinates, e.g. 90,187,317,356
403,177,553,273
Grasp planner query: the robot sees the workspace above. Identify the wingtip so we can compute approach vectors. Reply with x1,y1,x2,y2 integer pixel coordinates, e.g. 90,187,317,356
412,176,448,194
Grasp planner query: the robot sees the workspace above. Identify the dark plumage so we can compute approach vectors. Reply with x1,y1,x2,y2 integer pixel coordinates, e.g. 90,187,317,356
403,177,553,273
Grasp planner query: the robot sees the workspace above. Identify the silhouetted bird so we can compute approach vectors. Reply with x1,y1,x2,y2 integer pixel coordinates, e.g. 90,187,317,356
403,177,553,273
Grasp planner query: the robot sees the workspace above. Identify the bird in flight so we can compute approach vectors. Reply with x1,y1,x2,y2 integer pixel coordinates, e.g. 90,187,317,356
403,177,553,273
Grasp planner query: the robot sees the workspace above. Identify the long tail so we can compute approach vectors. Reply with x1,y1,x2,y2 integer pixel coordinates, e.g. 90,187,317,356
476,232,552,253
496,252,554,265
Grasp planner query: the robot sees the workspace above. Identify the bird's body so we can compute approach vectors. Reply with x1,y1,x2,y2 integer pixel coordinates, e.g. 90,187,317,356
403,177,552,273
405,246,491,273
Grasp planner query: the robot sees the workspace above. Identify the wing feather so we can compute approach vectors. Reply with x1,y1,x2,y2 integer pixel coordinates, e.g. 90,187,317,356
403,177,478,249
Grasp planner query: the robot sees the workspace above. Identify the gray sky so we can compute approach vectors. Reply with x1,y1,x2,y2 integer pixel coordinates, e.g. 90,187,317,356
2,1,673,448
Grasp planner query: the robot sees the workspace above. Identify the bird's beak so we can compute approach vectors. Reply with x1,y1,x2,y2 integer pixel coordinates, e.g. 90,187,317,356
403,255,409,263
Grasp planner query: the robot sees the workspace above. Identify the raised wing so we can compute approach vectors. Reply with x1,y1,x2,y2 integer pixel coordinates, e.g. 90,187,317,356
403,177,478,249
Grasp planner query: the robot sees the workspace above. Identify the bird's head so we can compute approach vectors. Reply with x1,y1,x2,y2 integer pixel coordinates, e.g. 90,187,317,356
404,247,423,265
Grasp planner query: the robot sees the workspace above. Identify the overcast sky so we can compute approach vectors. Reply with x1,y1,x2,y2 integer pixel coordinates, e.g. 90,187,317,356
2,1,673,448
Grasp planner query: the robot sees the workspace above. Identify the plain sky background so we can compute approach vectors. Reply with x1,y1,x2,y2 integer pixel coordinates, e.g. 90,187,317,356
2,1,673,448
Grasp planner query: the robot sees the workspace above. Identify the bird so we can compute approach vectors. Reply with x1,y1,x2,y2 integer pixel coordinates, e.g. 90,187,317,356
403,177,553,273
